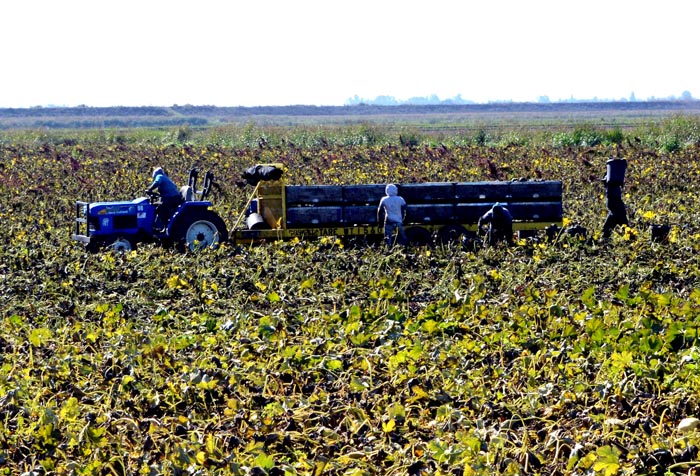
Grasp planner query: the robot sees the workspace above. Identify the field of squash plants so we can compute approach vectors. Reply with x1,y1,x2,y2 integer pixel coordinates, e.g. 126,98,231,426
2,118,700,476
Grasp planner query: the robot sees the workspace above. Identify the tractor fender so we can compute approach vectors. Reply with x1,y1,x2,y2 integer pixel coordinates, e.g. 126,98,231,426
167,201,213,231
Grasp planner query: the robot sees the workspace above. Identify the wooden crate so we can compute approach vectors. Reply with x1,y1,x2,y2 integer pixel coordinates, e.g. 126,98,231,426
286,206,342,227
405,204,454,224
398,183,455,203
455,203,494,223
507,202,562,222
455,182,510,202
286,185,343,206
509,181,562,201
342,184,385,205
342,206,377,225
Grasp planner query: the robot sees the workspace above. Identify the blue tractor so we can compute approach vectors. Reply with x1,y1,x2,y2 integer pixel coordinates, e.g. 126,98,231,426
72,168,228,252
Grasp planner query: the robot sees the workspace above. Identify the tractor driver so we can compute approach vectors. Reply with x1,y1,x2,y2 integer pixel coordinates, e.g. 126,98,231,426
146,167,182,230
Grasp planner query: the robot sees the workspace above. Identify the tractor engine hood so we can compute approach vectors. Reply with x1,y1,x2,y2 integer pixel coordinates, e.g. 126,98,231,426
88,197,150,215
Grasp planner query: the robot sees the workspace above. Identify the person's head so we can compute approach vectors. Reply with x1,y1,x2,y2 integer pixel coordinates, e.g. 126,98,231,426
152,167,164,179
385,184,398,196
492,202,504,216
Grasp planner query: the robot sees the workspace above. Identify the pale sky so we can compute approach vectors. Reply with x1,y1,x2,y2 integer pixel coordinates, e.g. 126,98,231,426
1,1,697,107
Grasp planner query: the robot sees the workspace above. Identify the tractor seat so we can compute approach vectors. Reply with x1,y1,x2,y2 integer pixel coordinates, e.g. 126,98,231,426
180,185,195,202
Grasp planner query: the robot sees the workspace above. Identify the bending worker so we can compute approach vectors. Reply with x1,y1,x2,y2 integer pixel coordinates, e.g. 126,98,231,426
377,184,407,247
146,167,182,230
601,157,629,239
478,202,513,246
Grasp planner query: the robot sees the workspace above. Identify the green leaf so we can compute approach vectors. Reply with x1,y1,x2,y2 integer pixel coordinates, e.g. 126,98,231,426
382,418,396,433
422,319,438,334
254,452,275,470
59,397,80,422
8,314,23,327
29,328,52,347
586,318,606,344
614,284,629,301
387,402,406,420
593,445,621,476
300,278,314,290
690,288,700,304
325,359,343,371
267,291,281,302
581,286,596,309
349,377,368,392
655,293,672,307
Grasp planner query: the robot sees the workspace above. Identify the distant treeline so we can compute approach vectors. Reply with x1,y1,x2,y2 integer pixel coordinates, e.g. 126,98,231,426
1,101,699,130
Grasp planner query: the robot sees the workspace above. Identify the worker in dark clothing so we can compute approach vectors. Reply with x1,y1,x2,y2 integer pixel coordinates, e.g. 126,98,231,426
479,203,513,246
146,167,182,229
601,158,629,239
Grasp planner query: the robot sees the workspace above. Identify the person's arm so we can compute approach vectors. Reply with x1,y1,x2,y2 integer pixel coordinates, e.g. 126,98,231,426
377,201,384,224
478,210,491,230
146,175,162,192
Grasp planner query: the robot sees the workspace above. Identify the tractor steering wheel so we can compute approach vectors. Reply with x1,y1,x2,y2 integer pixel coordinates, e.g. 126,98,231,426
145,190,161,203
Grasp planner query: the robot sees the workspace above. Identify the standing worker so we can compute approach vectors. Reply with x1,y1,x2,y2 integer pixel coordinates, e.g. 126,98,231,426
478,202,513,246
146,166,182,230
377,184,407,247
601,157,629,239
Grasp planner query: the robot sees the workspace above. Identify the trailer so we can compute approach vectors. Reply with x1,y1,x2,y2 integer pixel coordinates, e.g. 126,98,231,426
232,164,563,245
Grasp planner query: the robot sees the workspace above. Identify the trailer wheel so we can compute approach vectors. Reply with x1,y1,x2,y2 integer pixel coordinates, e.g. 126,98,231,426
405,227,432,246
437,225,469,245
172,210,228,251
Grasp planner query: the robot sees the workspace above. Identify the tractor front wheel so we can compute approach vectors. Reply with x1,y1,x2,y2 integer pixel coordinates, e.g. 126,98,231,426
171,210,228,251
108,237,135,252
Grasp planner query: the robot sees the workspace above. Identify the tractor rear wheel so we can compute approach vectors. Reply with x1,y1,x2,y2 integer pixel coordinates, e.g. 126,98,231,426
171,210,228,251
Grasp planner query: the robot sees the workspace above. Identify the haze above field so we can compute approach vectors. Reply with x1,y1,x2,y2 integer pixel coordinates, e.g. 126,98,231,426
1,0,697,108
